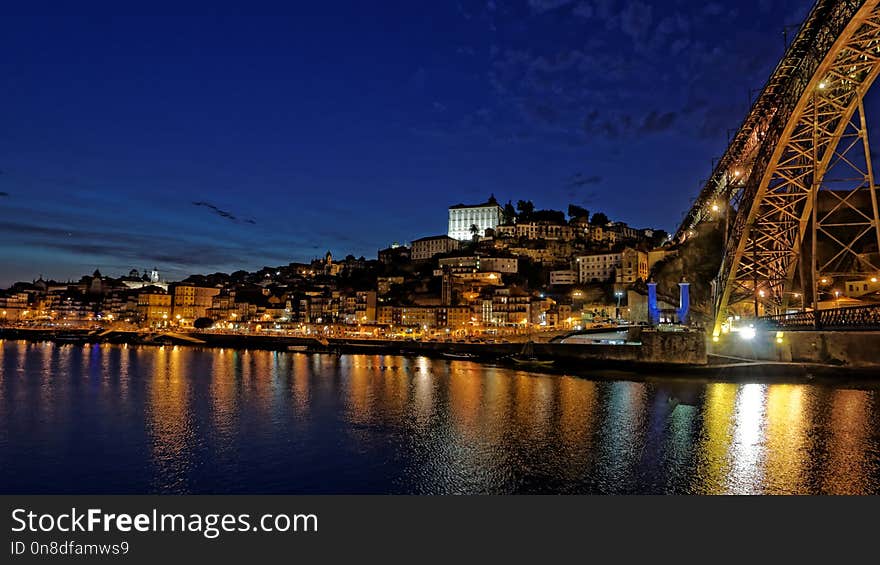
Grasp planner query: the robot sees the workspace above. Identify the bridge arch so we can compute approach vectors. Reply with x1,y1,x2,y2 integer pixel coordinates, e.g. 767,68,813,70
679,0,880,335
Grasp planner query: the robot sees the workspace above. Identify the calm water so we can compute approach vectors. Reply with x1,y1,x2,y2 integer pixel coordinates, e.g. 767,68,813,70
1,340,879,494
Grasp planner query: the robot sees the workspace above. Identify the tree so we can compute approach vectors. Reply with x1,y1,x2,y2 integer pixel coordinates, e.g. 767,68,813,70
193,317,214,329
516,200,535,221
568,204,589,220
649,230,670,247
532,209,566,224
502,200,517,225
590,212,609,226
469,223,480,241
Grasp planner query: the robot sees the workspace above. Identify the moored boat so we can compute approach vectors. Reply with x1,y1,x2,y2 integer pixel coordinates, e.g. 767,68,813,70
510,341,555,367
442,352,478,360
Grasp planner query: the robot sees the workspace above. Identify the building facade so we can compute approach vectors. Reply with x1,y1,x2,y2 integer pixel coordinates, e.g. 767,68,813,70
495,222,575,241
448,196,504,241
172,284,221,325
137,290,172,327
575,252,623,283
616,248,649,286
550,270,578,286
438,255,518,274
411,235,460,261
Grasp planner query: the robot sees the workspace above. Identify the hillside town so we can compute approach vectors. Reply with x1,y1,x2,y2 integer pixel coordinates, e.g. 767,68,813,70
0,196,694,338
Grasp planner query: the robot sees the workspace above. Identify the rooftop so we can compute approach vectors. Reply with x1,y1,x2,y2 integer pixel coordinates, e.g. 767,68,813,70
412,234,458,243
448,194,500,210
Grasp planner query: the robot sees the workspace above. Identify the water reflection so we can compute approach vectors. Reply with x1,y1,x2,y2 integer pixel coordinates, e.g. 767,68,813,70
1,340,879,494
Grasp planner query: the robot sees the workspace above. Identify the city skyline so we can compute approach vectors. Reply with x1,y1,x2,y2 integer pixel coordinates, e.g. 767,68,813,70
0,1,831,285
3,0,880,506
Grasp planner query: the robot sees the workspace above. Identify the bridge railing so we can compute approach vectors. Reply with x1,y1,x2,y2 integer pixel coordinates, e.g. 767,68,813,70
760,303,880,331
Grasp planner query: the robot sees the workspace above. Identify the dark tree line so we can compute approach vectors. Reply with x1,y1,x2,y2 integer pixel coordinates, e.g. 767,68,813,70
500,199,610,227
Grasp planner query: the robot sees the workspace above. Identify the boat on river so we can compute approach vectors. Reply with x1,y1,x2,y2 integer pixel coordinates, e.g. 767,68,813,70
442,352,478,360
510,341,554,367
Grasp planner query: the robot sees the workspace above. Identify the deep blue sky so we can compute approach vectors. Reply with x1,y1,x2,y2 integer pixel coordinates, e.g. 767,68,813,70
0,0,818,285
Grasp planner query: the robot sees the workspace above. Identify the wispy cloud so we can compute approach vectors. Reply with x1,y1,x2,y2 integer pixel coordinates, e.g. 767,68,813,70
192,201,257,225
567,173,603,187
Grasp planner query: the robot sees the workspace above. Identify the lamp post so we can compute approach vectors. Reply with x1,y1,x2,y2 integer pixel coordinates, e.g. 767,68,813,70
614,290,624,320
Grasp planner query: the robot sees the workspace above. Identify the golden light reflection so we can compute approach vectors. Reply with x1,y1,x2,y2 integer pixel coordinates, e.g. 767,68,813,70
208,346,239,451
449,364,485,435
411,357,434,430
147,344,193,491
346,355,376,425
554,377,600,481
822,389,875,494
763,385,808,494
694,383,737,494
290,353,311,417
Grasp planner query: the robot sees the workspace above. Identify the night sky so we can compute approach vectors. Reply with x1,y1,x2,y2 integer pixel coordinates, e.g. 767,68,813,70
0,0,822,285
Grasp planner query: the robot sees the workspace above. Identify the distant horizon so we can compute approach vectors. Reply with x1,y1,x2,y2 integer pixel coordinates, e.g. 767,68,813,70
0,196,664,288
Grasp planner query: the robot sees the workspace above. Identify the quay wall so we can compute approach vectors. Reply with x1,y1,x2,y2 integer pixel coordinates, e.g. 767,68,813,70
0,327,707,368
711,330,880,368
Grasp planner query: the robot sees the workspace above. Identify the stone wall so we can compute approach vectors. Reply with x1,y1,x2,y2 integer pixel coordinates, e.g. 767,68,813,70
711,330,880,367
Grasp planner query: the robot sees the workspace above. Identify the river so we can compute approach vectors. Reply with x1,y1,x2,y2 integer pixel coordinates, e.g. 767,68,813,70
1,340,878,494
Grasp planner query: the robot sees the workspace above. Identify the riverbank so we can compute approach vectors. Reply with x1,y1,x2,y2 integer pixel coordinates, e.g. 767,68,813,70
2,325,870,381
0,325,706,368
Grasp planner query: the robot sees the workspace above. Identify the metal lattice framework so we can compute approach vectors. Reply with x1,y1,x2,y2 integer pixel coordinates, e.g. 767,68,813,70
678,0,880,335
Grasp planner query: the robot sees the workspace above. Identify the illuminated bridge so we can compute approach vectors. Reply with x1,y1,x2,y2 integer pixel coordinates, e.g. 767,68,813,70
678,0,880,336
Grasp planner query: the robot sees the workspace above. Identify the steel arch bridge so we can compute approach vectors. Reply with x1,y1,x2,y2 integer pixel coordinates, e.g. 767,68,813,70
678,0,880,335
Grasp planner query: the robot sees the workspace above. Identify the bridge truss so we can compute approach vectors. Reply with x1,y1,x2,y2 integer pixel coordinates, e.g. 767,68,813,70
678,0,880,335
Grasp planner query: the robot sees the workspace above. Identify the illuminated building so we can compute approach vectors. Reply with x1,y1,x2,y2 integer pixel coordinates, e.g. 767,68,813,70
137,289,172,326
843,276,880,298
356,291,377,323
616,248,649,286
172,284,221,325
494,222,575,241
436,306,472,329
448,195,503,241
